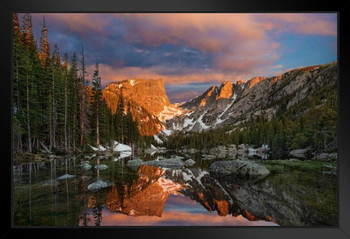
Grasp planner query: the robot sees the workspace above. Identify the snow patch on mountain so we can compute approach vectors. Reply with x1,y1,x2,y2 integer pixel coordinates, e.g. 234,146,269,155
129,79,136,86
157,104,186,122
213,93,237,127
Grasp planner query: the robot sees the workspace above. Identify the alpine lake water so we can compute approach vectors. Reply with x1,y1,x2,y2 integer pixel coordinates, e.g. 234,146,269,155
13,151,337,227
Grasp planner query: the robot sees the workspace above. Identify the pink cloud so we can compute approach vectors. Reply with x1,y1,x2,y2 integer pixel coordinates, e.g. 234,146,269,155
30,13,336,78
114,13,336,73
35,13,111,36
167,90,205,103
87,64,255,87
255,13,337,36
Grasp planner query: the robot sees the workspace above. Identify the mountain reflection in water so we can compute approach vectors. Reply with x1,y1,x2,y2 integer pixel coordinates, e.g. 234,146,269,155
13,155,337,227
78,164,276,226
82,195,276,226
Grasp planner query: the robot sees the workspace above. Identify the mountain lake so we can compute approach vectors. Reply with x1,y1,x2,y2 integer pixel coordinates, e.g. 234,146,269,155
13,152,337,227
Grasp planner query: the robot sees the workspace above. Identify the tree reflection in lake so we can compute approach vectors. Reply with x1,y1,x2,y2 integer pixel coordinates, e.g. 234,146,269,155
13,154,337,226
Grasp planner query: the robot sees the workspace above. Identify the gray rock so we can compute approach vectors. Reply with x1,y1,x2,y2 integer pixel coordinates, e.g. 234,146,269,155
202,154,216,160
170,155,185,160
208,146,229,158
58,174,75,180
144,158,184,168
210,160,270,181
188,148,198,153
184,159,196,166
289,158,301,162
82,164,92,171
289,147,312,159
312,153,337,161
94,164,108,170
227,145,237,156
126,157,185,169
87,179,108,191
126,158,143,167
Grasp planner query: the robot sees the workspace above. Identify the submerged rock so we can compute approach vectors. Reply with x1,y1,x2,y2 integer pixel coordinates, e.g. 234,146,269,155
127,158,143,167
85,154,96,159
81,161,92,170
184,159,196,166
202,154,216,160
182,148,198,154
145,158,184,168
58,174,75,180
87,179,108,191
95,164,108,170
126,157,185,169
39,179,59,187
209,160,270,181
82,164,92,171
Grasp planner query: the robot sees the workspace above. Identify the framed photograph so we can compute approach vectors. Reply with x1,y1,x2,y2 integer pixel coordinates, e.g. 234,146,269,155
2,0,350,238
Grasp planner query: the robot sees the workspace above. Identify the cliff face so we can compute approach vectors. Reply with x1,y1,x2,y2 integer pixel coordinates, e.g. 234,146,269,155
102,79,171,136
103,79,170,115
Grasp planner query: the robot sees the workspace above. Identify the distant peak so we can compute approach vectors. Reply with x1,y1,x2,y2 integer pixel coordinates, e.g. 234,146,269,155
247,76,266,88
199,85,216,106
221,81,232,85
217,81,233,100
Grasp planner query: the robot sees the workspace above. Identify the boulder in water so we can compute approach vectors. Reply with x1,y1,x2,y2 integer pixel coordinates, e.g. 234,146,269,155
94,164,108,170
87,179,108,191
210,160,270,181
184,159,196,166
58,174,75,180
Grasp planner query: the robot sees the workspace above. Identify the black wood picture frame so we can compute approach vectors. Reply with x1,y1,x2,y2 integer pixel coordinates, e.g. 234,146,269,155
1,0,349,238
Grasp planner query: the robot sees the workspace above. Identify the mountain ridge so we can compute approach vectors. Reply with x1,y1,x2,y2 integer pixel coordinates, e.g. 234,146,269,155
100,62,337,137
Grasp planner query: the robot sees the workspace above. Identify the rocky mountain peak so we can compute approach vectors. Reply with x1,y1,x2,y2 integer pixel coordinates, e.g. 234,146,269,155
166,62,337,134
216,81,233,100
199,85,216,106
102,78,170,136
246,76,266,88
103,78,170,115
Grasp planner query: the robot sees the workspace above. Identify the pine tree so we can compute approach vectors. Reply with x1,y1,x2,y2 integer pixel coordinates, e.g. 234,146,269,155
90,62,103,146
63,53,69,151
78,44,90,147
68,53,79,149
39,16,50,66
12,13,25,152
21,13,42,152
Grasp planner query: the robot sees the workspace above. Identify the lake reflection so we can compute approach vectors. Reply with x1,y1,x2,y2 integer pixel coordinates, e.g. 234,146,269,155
13,154,336,227
81,195,276,226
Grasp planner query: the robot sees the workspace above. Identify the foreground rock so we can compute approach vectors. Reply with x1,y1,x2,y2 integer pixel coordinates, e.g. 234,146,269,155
209,160,270,181
145,158,184,168
127,157,185,169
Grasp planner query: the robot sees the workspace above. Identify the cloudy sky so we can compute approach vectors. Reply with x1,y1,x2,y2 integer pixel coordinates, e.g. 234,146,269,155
24,13,337,103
